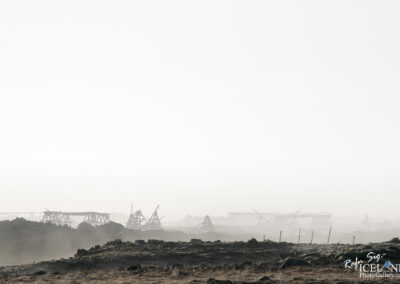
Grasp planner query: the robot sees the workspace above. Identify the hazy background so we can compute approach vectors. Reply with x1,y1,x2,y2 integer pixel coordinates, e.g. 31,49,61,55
0,0,399,220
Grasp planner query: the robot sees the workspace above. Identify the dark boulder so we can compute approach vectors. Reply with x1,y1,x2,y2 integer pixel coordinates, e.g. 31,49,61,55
279,257,310,269
127,264,142,271
33,270,46,276
207,278,233,284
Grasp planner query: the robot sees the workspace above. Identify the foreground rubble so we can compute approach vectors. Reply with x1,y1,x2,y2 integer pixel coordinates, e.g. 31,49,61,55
1,238,400,283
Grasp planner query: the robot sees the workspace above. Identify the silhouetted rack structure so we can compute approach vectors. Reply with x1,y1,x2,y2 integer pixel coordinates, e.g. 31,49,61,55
143,205,162,230
41,211,110,227
126,202,146,230
198,215,215,232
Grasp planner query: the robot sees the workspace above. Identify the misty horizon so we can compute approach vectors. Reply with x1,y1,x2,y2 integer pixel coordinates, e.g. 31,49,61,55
1,0,399,220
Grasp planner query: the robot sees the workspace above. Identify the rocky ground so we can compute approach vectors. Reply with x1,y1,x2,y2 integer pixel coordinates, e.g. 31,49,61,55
2,238,400,283
0,218,246,267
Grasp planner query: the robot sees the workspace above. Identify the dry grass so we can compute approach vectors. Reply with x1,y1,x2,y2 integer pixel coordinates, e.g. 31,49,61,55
1,266,384,284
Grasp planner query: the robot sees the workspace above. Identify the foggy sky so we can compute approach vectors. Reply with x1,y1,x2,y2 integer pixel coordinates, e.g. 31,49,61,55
0,1,399,220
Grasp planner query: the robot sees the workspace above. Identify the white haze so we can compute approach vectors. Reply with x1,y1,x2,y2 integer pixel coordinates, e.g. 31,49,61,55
0,1,399,220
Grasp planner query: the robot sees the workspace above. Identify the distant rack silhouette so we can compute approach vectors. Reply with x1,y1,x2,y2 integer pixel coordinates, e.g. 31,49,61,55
126,203,164,231
41,211,110,227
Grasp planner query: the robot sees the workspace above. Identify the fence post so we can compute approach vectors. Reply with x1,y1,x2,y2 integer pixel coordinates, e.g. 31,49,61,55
298,228,301,244
327,225,332,244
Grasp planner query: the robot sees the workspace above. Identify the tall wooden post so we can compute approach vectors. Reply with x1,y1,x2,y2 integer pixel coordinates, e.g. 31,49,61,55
298,228,301,244
327,225,332,244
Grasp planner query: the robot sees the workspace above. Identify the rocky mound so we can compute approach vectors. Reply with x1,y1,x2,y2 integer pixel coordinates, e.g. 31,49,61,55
0,218,233,266
2,239,400,283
